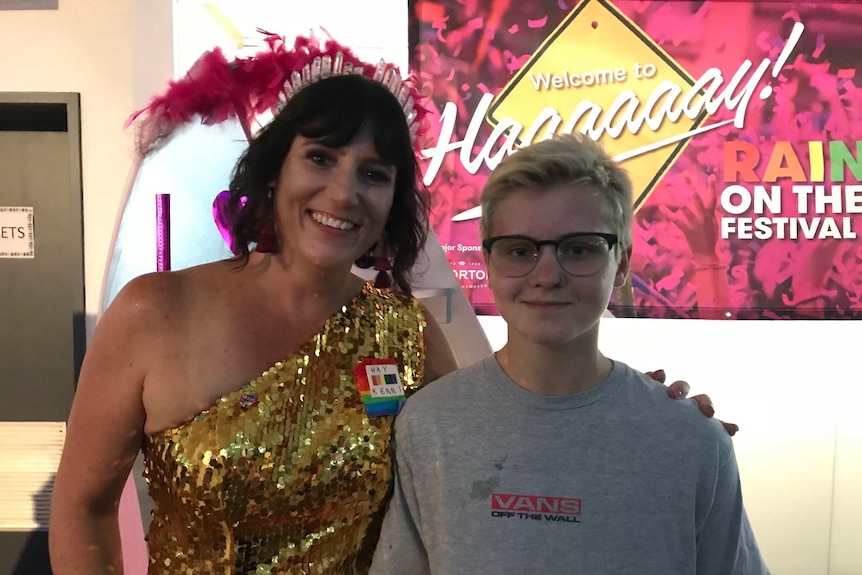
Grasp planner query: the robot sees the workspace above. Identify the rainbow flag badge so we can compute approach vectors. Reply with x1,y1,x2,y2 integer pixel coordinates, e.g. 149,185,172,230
353,358,406,416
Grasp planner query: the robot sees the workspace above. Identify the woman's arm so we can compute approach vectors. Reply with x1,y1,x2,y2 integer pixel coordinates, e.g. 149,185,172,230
417,305,740,435
49,277,163,574
420,303,459,384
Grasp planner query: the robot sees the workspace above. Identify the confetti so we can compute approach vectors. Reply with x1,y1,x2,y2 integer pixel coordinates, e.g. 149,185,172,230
812,33,826,59
467,17,484,32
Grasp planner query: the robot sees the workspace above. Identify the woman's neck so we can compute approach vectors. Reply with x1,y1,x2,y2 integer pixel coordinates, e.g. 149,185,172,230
244,251,365,315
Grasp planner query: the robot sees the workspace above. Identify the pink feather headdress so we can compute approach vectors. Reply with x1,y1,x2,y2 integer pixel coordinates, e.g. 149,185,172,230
125,31,429,157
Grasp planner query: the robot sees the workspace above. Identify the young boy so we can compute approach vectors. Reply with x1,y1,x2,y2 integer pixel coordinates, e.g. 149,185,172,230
370,134,769,574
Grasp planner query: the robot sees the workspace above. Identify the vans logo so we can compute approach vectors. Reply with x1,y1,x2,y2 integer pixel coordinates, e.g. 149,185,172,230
490,493,582,524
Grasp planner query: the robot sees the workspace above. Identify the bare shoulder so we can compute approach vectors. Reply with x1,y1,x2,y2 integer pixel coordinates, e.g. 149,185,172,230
92,263,237,379
103,270,185,324
417,300,459,384
104,261,233,327
85,271,195,388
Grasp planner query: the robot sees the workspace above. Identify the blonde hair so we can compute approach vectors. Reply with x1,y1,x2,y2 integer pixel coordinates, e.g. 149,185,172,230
480,133,633,249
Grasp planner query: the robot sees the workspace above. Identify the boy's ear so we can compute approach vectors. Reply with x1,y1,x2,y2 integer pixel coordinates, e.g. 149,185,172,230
613,246,632,288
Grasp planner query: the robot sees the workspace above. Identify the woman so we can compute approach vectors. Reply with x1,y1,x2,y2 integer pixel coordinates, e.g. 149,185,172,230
50,36,459,574
49,36,728,575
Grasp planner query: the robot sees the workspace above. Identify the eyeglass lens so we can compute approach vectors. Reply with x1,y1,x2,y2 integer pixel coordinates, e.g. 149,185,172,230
490,235,612,277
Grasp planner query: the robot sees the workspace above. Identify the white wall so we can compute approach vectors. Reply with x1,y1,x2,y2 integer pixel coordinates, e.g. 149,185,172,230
598,319,862,575
3,1,859,574
0,0,140,334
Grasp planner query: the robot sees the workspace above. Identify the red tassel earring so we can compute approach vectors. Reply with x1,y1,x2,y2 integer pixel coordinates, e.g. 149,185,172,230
373,242,392,289
255,188,278,253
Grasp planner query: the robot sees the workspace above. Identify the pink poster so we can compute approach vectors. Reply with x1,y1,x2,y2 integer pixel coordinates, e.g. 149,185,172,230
410,0,862,319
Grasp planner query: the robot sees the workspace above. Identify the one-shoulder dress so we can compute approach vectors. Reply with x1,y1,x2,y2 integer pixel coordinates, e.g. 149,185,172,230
142,283,427,574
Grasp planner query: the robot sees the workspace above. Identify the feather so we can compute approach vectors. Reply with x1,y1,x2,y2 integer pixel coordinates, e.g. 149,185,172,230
127,31,430,160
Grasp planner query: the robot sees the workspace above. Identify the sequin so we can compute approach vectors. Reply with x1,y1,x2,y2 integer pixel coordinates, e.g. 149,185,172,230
143,283,426,574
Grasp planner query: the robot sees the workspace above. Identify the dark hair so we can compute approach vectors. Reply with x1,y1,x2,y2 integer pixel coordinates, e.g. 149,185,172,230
228,73,429,295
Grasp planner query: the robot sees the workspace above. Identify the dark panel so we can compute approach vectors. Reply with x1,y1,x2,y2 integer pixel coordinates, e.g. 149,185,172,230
0,103,67,132
0,0,58,9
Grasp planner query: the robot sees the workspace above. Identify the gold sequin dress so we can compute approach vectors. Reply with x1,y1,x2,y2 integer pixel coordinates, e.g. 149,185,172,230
142,283,426,574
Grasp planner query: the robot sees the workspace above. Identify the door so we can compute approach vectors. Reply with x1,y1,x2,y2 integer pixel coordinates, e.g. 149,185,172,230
0,92,84,575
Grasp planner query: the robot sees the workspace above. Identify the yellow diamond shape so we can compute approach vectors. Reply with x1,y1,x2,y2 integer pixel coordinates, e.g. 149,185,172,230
487,0,706,210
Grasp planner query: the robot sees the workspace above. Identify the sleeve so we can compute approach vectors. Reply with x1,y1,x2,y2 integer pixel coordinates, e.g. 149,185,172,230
370,418,432,575
695,438,771,575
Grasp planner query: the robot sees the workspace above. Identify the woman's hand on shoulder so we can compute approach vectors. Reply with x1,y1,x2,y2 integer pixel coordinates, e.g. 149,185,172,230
645,369,739,437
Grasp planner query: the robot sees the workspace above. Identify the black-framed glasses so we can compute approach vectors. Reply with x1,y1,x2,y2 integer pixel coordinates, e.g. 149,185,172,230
482,232,618,278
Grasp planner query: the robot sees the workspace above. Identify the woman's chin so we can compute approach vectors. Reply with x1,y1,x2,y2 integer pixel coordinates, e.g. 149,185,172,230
302,251,364,273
